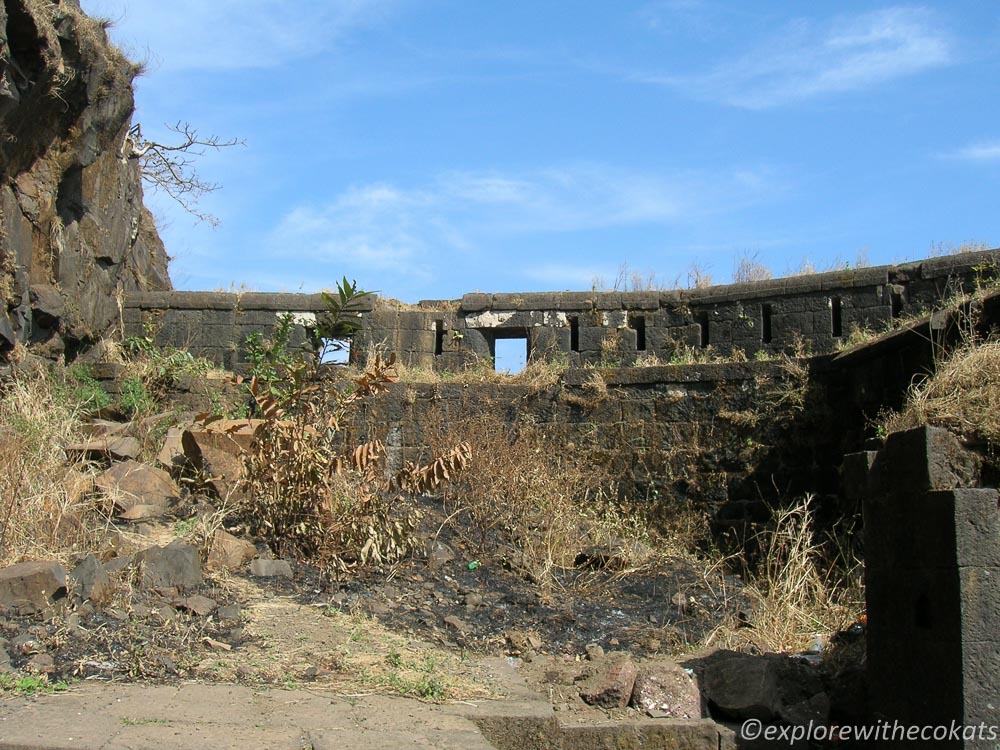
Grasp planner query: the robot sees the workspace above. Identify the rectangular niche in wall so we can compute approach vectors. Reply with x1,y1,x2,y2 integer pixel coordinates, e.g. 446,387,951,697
761,304,773,344
628,314,647,351
831,296,843,338
696,311,710,348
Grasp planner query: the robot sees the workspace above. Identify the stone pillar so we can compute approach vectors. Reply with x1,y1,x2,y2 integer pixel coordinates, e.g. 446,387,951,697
853,426,998,749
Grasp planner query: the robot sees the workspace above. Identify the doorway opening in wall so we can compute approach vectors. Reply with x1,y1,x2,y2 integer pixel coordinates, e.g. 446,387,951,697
320,339,351,365
492,334,529,374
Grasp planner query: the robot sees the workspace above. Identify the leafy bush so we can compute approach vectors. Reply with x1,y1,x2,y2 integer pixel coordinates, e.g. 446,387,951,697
236,355,470,570
118,375,155,418
59,363,111,411
226,280,472,571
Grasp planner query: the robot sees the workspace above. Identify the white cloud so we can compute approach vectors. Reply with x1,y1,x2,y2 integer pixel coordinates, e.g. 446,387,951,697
638,7,952,109
81,0,392,72
948,140,1000,161
268,163,783,279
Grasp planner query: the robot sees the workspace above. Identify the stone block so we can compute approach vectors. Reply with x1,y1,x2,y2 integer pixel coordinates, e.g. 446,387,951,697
577,326,607,352
530,326,570,356
0,561,68,614
555,292,596,311
398,311,434,331
953,488,1000,567
459,293,492,312
880,426,980,494
94,460,180,513
397,329,435,353
621,292,660,310
959,567,1000,644
135,540,203,591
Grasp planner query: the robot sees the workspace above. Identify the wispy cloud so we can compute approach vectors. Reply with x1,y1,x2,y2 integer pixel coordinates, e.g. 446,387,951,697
637,7,952,109
268,163,785,283
946,140,1000,162
82,0,393,72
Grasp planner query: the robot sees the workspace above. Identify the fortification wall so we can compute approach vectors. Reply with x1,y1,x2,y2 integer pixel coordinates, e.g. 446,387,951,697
123,251,1000,373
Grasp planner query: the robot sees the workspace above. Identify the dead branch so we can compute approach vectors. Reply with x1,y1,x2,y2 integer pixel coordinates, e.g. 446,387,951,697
121,122,244,226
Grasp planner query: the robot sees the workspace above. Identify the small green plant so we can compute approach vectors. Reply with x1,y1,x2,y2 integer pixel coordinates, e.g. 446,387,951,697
385,650,403,668
60,363,111,411
118,375,156,417
245,313,298,392
0,673,69,696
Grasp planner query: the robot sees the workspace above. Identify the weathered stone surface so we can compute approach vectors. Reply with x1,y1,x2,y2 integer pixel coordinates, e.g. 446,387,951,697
174,594,217,616
182,422,261,501
0,561,68,614
134,541,202,591
0,0,170,359
631,663,702,719
95,460,179,512
157,427,186,468
70,554,111,603
206,530,257,572
699,654,778,721
578,657,638,709
65,436,141,461
250,558,293,579
698,652,825,724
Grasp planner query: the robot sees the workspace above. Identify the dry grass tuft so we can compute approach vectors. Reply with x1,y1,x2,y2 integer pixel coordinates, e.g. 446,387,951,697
703,496,864,653
0,368,108,567
883,339,1000,448
427,413,659,592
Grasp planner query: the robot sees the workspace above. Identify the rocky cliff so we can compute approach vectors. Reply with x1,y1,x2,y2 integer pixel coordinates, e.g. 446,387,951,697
0,0,170,360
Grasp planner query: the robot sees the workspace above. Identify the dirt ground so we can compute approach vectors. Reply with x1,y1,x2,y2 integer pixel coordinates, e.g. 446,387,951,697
1,505,749,724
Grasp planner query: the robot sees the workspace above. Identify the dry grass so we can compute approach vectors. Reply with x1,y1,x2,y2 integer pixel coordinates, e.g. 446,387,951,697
0,367,109,567
702,496,864,653
378,349,565,391
426,412,661,593
883,338,1000,448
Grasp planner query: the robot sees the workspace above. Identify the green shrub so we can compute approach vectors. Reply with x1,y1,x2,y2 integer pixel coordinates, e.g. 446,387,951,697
118,375,155,417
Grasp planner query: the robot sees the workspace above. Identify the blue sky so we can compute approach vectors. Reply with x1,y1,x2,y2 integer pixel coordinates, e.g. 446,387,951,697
80,1,1000,302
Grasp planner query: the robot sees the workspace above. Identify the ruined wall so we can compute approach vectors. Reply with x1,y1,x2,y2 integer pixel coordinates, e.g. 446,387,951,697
1,0,170,360
848,427,999,747
332,361,834,545
119,291,371,372
123,250,999,373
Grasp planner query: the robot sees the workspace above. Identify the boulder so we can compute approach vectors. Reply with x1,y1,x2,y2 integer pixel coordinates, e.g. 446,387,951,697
0,561,68,614
134,540,202,591
174,594,217,616
697,652,827,724
579,656,638,709
29,284,64,328
69,554,111,603
206,530,257,572
181,422,261,501
157,427,186,468
94,460,179,513
630,662,702,719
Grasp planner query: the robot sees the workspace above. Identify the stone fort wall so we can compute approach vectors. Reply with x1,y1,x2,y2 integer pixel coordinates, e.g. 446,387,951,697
122,250,999,373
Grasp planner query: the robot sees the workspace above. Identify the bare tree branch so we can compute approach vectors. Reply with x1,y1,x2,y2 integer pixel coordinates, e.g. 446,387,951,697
120,122,244,226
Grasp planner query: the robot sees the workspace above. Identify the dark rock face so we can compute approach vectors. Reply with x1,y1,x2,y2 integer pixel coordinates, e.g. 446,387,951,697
0,0,170,359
